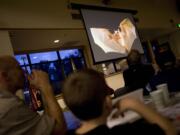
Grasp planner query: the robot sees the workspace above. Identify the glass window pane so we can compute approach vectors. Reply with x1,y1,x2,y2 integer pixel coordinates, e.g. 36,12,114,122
22,66,31,74
61,59,73,76
59,49,82,60
48,61,64,95
15,54,29,66
73,58,85,70
31,61,64,95
29,51,58,64
31,63,50,72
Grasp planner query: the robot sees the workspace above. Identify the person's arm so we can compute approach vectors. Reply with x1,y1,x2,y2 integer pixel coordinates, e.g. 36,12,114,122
152,63,161,74
117,98,177,135
29,70,67,135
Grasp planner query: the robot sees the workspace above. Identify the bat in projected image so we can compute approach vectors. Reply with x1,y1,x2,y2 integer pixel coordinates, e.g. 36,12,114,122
90,18,137,54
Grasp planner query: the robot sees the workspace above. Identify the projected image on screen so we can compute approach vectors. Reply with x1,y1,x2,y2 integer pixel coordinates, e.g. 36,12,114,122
81,9,143,64
90,18,136,54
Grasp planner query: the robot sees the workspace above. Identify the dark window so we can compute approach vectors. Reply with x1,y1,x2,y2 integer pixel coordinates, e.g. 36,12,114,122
15,48,86,95
29,51,58,64
15,48,86,111
15,54,29,66
59,49,86,74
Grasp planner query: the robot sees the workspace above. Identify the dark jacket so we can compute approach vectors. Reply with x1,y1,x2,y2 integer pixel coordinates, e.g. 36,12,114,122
123,64,155,94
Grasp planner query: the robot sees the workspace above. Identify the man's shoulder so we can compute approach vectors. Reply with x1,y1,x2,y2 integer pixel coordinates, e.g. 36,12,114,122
0,91,21,113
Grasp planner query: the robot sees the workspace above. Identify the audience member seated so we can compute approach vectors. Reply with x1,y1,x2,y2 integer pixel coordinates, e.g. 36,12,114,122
123,49,155,95
62,69,176,135
155,45,176,71
0,56,66,135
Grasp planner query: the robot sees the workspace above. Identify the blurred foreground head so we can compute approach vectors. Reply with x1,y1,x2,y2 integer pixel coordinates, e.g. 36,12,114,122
0,56,25,93
62,69,113,121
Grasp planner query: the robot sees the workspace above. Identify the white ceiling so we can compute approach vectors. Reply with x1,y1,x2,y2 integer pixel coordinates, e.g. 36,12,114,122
10,29,89,52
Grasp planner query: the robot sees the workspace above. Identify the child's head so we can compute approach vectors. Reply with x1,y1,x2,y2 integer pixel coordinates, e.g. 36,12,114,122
62,69,113,121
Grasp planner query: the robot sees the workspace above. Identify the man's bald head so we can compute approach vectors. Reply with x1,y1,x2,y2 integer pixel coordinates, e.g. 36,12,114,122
0,56,19,71
0,56,25,93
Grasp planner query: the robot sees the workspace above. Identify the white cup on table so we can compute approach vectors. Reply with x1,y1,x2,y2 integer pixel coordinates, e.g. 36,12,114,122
150,89,165,110
156,83,170,105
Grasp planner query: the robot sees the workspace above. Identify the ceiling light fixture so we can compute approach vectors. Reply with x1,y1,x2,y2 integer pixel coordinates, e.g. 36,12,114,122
54,40,60,43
